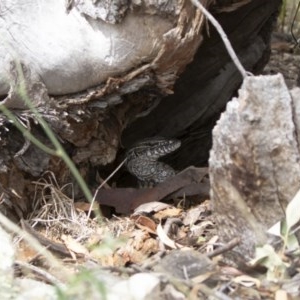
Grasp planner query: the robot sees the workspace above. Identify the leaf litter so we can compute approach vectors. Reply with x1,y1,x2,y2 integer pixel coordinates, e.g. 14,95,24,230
3,34,300,300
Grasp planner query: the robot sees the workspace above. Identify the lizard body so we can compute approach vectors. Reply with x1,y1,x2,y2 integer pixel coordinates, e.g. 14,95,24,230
125,137,181,186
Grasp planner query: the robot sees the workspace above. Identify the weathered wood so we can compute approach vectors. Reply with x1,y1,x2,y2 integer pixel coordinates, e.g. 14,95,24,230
0,0,205,216
209,74,300,263
122,0,281,168
0,0,174,96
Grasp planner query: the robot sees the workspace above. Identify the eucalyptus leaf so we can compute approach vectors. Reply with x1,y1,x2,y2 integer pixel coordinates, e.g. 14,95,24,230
286,188,300,232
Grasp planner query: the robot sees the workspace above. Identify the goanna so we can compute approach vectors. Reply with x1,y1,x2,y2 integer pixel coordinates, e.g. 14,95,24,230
125,137,181,187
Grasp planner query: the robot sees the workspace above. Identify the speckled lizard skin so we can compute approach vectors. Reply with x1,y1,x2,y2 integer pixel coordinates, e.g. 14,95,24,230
125,137,181,186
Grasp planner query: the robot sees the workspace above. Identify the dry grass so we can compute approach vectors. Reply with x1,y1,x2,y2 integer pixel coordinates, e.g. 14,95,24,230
28,171,97,242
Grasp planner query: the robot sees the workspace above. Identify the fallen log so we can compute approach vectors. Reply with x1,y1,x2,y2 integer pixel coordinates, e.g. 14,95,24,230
0,0,282,218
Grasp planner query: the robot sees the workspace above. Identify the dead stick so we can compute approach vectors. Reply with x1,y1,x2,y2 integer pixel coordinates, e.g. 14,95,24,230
207,237,241,258
191,0,248,79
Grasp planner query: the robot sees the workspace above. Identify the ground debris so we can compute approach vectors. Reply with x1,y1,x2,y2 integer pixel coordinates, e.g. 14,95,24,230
4,31,300,300
96,166,209,214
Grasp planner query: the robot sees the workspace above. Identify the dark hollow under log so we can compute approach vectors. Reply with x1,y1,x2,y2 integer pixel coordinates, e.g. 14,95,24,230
122,0,282,169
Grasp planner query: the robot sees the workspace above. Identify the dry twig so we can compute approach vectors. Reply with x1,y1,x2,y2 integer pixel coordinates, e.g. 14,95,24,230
191,0,248,78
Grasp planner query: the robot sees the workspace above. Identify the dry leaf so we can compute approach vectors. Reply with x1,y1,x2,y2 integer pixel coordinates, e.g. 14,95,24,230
154,207,182,221
156,223,183,249
131,215,157,234
61,235,89,256
183,206,206,226
206,235,219,253
220,266,244,276
74,201,99,212
134,202,172,214
192,272,215,283
233,275,261,288
96,167,208,214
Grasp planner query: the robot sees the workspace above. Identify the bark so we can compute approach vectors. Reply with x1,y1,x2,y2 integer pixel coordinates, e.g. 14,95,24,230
0,0,175,95
0,0,205,215
209,74,300,264
122,0,281,168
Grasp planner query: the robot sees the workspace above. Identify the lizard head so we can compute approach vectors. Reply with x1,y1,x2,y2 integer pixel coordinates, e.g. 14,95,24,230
126,137,181,160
